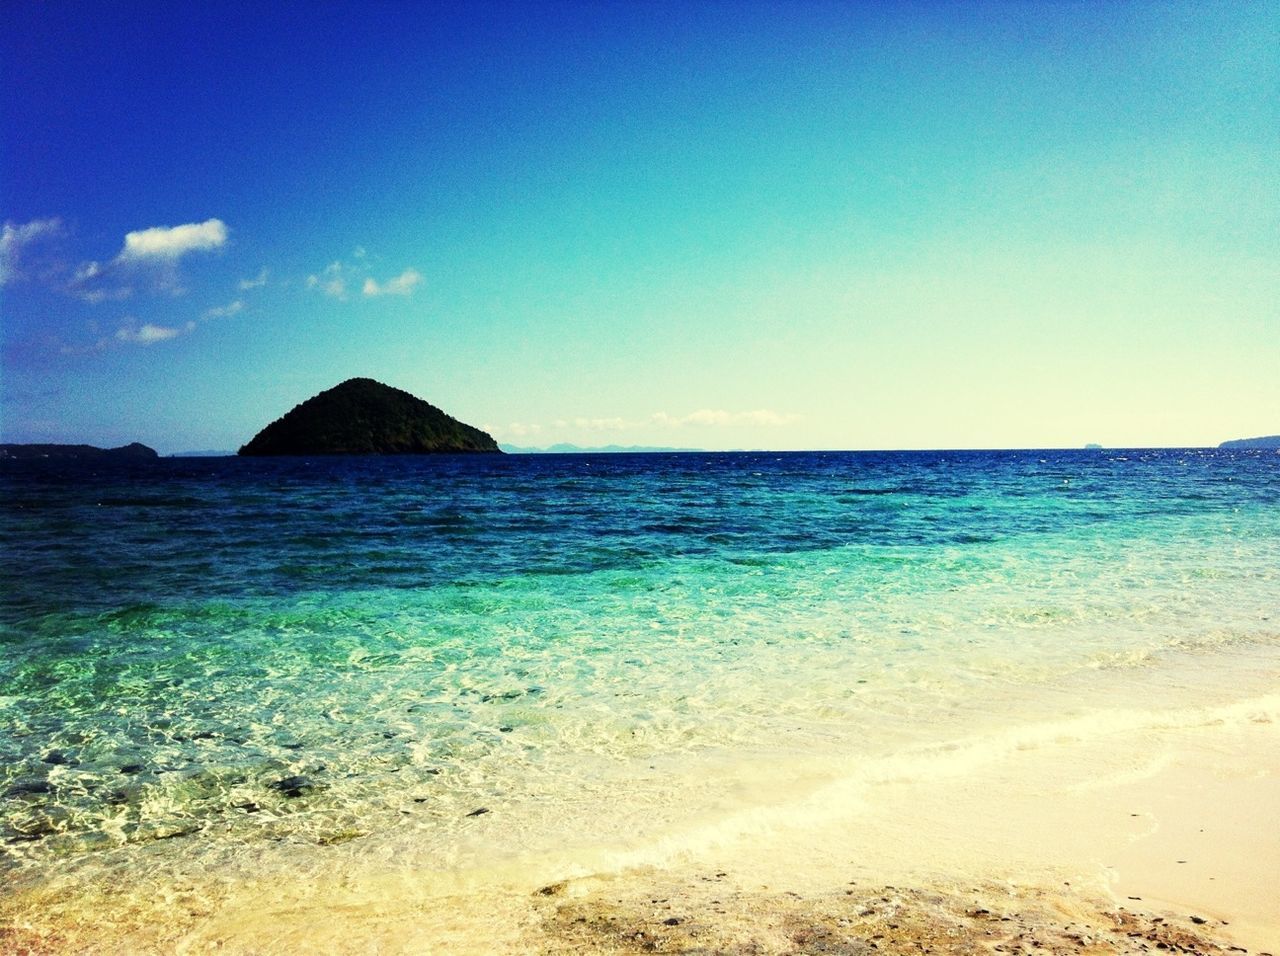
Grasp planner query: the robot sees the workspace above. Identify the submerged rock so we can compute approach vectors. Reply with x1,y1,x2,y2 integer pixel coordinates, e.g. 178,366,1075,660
4,808,69,842
269,775,317,798
5,779,52,797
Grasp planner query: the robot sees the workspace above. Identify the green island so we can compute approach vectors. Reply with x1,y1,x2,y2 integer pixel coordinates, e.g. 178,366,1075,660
237,378,501,456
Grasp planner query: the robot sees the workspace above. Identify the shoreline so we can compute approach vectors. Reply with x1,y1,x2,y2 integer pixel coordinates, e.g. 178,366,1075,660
4,642,1277,953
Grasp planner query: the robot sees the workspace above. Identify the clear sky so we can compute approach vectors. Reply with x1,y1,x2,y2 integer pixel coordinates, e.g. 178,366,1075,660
2,1,1276,453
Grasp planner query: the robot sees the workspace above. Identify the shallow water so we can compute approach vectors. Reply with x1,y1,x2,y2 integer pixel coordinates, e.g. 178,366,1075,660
2,449,1277,904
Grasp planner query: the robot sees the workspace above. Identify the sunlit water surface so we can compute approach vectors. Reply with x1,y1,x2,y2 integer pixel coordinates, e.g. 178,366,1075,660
2,449,1277,900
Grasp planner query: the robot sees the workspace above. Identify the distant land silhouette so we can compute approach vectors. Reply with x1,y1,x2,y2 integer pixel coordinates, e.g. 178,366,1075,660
1219,434,1280,449
0,442,158,461
238,378,500,456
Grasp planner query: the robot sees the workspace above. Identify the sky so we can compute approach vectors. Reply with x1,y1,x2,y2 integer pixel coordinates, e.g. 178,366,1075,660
2,1,1277,453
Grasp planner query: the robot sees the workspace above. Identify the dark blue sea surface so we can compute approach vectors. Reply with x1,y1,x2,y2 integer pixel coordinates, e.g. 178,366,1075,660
6,449,1276,605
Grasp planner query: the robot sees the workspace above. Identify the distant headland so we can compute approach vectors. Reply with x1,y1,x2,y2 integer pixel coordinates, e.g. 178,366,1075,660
0,442,159,461
238,378,501,456
1218,435,1280,450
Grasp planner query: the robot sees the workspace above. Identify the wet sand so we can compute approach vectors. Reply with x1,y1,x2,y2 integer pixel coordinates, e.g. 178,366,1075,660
3,649,1277,954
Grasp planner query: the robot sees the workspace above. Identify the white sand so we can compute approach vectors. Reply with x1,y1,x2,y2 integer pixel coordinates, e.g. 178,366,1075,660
4,643,1278,953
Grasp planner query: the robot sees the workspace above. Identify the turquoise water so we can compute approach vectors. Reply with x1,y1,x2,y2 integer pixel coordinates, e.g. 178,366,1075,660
2,449,1278,882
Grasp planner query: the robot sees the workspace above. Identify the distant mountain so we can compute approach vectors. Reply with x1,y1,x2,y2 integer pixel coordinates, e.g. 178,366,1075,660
499,443,704,454
239,378,501,456
1219,434,1280,449
0,442,158,461
169,450,234,458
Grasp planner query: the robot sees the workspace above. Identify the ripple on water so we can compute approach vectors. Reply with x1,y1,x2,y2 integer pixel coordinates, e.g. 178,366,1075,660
2,450,1278,878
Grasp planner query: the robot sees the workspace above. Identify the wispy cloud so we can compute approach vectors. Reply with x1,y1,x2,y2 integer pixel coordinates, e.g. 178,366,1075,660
306,261,348,299
118,218,227,261
203,299,244,319
67,260,132,303
115,321,192,345
58,217,230,303
650,409,801,427
496,422,544,438
1,217,63,284
60,318,196,354
363,268,422,297
307,254,423,301
495,409,801,439
5,216,230,300
238,268,268,290
572,416,629,431
7,216,245,358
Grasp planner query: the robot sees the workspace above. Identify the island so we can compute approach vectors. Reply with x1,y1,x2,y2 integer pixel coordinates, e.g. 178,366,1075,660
238,378,501,456
0,442,158,461
1218,435,1280,450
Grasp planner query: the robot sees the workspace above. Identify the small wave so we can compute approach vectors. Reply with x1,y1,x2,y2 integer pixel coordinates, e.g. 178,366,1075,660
94,496,203,508
588,691,1280,877
641,523,694,535
419,511,475,528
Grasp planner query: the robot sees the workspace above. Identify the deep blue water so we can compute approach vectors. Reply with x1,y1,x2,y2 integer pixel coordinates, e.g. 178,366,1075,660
6,449,1276,608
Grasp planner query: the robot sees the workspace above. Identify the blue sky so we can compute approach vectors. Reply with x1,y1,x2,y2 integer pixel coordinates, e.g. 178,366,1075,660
2,1,1276,452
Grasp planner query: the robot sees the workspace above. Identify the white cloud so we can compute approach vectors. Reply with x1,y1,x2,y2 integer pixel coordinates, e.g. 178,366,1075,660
572,416,628,431
649,409,801,428
58,217,228,301
304,255,421,301
59,338,111,357
501,422,544,438
238,268,268,290
1,217,63,284
74,287,133,304
363,267,422,297
114,320,194,345
494,409,800,440
73,261,103,282
203,299,244,320
740,409,800,426
118,218,227,261
67,259,133,303
61,314,202,354
307,261,347,299
651,410,730,427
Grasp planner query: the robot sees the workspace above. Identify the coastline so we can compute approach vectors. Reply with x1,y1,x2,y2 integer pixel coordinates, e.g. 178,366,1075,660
4,640,1277,954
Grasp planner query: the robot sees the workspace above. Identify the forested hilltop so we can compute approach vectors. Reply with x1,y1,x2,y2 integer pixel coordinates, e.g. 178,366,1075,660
238,378,501,456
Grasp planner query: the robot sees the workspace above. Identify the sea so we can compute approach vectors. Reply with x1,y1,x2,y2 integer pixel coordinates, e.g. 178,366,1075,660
2,448,1278,938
